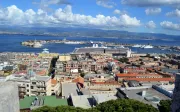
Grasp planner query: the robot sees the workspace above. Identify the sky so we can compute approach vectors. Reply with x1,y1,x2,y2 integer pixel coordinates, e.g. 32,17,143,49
0,0,180,35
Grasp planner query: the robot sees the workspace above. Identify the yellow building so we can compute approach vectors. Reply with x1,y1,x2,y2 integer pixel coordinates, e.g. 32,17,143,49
38,53,59,58
58,55,71,61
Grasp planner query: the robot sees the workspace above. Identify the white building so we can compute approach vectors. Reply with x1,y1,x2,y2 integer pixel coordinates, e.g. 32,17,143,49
7,75,52,97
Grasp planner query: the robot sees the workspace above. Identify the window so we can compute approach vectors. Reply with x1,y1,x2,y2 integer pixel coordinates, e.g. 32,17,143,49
32,82,36,85
27,84,29,87
31,86,34,89
27,89,29,92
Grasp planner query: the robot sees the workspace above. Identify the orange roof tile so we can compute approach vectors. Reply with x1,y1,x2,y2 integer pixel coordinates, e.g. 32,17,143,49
51,79,57,85
116,73,138,77
72,77,84,84
92,81,120,85
124,78,174,82
116,73,162,77
36,69,47,76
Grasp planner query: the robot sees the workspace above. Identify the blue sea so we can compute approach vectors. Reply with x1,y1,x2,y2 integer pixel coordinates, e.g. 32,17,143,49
0,34,180,54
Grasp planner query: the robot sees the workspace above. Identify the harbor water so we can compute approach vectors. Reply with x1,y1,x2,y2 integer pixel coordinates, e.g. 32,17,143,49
0,34,180,54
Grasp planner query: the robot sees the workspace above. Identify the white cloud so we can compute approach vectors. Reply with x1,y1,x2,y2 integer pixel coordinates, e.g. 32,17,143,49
113,9,127,15
119,14,141,26
166,9,180,17
121,0,180,7
96,0,116,8
33,0,71,12
145,8,161,15
0,5,141,29
47,0,71,5
145,21,156,29
160,21,180,30
113,9,121,14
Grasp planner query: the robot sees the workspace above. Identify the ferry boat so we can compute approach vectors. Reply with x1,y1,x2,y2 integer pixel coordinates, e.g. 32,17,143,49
64,41,81,44
115,45,125,49
141,45,153,49
132,44,142,48
33,39,42,48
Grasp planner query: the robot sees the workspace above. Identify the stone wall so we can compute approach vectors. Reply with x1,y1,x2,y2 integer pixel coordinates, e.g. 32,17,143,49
0,82,19,112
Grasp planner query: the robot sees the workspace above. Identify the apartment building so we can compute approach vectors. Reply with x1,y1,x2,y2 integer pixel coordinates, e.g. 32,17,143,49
58,55,71,62
56,60,107,74
116,73,163,82
120,66,146,73
7,75,52,97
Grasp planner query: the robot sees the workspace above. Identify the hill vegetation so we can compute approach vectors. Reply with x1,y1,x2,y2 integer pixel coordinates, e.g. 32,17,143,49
32,99,159,112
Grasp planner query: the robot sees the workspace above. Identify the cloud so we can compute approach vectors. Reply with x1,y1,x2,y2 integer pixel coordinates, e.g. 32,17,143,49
113,9,127,15
96,0,116,8
0,5,141,29
33,0,71,5
48,0,71,5
121,0,180,7
145,21,156,29
145,8,161,15
33,0,71,12
166,9,180,17
160,21,180,30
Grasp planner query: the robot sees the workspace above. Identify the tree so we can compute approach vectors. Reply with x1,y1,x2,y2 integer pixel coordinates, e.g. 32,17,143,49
80,72,85,77
118,57,129,63
158,100,171,112
32,99,158,112
95,99,158,112
146,54,151,57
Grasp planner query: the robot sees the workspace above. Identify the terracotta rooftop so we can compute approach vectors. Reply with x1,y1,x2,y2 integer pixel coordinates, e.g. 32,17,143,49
124,78,174,82
92,81,120,85
51,79,57,85
72,77,84,84
116,73,138,77
36,69,47,76
124,68,145,70
15,70,27,75
116,73,162,77
91,78,120,85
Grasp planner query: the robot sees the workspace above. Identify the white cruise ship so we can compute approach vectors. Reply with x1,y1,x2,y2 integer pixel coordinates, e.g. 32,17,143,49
132,44,142,48
64,41,81,44
141,45,153,48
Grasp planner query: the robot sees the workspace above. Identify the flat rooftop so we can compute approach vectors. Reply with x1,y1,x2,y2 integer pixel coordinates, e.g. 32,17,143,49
93,93,118,104
159,84,174,91
121,87,171,108
71,95,93,109
62,83,79,98
31,76,50,81
20,96,68,109
84,74,111,79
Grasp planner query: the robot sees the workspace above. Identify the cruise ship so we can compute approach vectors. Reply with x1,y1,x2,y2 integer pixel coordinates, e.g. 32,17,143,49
141,45,153,49
73,44,131,56
64,41,81,44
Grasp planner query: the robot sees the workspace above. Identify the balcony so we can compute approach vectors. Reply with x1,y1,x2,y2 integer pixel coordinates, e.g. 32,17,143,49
37,89,46,92
36,84,46,87
19,89,26,92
